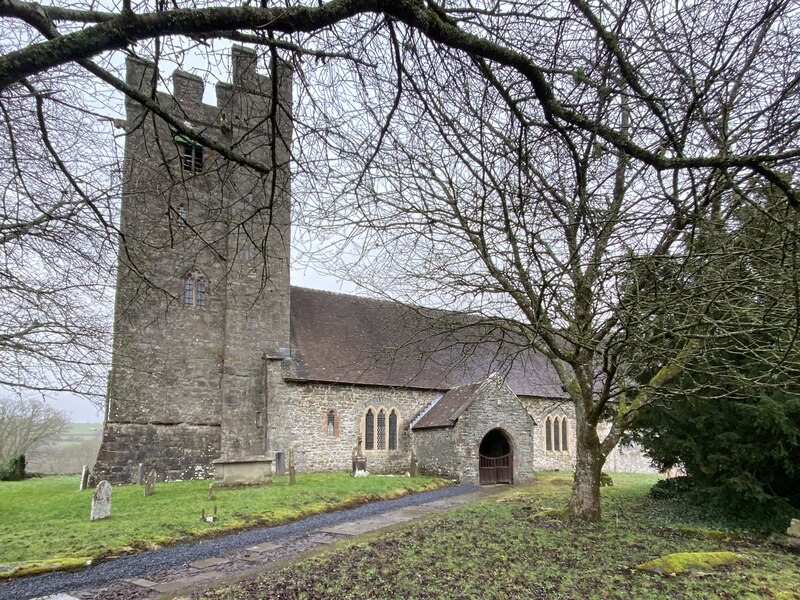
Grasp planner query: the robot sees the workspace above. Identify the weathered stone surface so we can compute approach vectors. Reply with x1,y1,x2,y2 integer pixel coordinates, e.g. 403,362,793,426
94,47,292,483
787,518,800,538
90,480,112,521
770,534,800,554
144,469,156,496
213,456,272,485
414,374,535,484
189,557,229,569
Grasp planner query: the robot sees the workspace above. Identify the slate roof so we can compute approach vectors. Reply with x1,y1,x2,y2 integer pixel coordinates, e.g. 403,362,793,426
412,379,487,429
285,287,566,399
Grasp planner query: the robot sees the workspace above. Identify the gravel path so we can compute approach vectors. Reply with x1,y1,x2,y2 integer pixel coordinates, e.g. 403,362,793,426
1,483,480,600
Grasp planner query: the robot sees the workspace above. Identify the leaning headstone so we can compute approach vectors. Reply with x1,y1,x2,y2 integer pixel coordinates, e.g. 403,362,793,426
90,480,113,521
207,483,214,500
79,465,90,491
288,448,296,486
143,470,156,497
136,463,144,485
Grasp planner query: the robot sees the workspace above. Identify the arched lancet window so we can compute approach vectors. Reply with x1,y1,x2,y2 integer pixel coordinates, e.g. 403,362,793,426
376,409,386,450
327,408,335,437
544,415,569,453
364,409,375,450
195,279,206,307
183,271,207,308
553,416,561,451
183,274,194,306
177,203,187,224
545,417,552,451
388,410,398,450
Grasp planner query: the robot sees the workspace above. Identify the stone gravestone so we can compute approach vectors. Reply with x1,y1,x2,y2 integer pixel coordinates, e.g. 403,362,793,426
788,519,800,539
144,470,156,497
409,451,418,477
79,465,90,491
351,435,367,476
274,452,286,477
136,463,144,485
90,480,113,521
288,448,296,485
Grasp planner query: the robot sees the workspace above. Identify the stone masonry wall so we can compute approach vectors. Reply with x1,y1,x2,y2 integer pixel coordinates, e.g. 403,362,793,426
94,47,292,482
267,361,437,474
95,422,220,482
456,376,535,484
414,427,459,479
413,375,535,484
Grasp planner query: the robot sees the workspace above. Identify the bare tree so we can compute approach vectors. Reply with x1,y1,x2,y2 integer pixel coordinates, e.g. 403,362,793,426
0,396,69,462
0,0,797,519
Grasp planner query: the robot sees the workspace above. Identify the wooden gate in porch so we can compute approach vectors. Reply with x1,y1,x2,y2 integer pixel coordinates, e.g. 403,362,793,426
479,452,513,484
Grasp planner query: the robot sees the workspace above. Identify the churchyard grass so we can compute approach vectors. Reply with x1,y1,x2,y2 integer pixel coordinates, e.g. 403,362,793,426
0,472,447,577
201,472,800,600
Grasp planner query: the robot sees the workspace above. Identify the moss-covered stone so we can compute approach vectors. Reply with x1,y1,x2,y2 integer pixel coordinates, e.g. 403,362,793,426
635,551,746,574
600,472,614,487
532,507,570,520
0,557,92,580
678,527,732,541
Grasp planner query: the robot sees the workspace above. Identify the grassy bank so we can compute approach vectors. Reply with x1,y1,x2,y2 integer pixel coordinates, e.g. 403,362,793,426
0,472,447,577
202,472,800,599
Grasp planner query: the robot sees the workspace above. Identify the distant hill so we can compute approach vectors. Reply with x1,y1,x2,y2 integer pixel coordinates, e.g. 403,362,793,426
26,423,103,475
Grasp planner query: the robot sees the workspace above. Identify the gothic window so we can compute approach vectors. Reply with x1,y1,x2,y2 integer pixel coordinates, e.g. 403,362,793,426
362,406,400,453
376,409,386,450
177,203,187,224
553,417,560,451
183,275,194,306
326,408,339,438
388,410,398,450
545,417,552,452
183,271,207,308
364,409,375,450
544,415,569,453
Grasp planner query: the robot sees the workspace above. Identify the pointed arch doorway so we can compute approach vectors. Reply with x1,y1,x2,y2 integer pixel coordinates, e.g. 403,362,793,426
479,428,513,484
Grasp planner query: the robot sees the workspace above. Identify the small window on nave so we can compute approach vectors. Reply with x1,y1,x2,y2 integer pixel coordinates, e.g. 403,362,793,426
325,408,339,438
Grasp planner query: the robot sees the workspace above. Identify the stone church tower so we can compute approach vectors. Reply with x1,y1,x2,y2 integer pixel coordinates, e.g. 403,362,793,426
93,47,293,482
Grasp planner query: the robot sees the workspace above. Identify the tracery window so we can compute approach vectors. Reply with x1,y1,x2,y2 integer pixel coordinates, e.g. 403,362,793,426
364,409,375,450
183,271,207,308
362,406,400,453
544,414,569,453
376,409,386,450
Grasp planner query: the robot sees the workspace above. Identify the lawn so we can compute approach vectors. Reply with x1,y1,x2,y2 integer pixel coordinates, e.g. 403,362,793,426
0,472,447,576
201,472,800,600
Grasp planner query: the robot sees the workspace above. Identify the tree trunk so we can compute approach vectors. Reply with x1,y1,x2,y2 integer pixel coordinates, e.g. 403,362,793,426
568,423,604,521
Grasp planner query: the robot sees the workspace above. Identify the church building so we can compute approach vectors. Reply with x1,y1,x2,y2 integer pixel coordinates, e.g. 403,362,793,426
92,47,653,485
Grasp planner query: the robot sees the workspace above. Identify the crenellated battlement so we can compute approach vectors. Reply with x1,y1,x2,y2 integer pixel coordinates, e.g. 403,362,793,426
123,45,292,129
